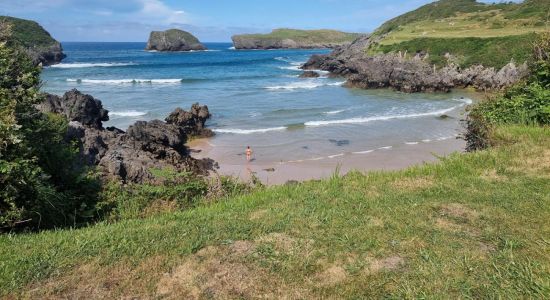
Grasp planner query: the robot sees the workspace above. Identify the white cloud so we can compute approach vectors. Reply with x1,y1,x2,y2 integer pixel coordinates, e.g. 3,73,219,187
135,0,190,25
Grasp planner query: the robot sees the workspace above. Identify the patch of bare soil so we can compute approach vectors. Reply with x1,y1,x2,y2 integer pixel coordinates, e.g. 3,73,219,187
435,203,483,237
22,255,168,299
157,235,311,299
365,256,406,275
315,265,348,286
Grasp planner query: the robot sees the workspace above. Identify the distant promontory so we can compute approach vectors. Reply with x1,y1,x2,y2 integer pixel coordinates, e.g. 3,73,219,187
231,29,362,50
145,29,206,52
0,16,65,66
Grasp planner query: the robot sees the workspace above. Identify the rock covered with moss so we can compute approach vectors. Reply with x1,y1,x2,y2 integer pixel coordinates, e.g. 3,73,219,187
145,29,206,52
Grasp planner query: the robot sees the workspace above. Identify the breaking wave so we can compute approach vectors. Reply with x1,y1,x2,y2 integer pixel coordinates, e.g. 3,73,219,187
265,81,345,90
51,62,137,69
304,100,472,127
213,127,287,134
67,78,183,84
109,111,147,117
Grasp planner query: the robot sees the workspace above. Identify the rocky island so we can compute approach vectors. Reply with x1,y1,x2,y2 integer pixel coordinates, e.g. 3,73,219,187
232,28,361,50
303,0,548,92
145,29,206,52
0,16,65,66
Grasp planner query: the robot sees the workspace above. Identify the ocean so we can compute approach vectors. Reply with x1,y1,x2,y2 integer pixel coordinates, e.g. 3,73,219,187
41,42,474,166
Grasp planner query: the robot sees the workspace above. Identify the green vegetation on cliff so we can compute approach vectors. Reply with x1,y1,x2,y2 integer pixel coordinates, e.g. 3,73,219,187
0,16,58,49
367,0,549,69
234,28,361,44
375,0,549,43
378,34,536,68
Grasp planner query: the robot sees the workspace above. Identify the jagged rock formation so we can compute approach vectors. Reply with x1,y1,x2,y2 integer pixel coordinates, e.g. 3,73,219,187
145,29,206,52
299,71,320,78
39,89,216,184
0,16,65,66
303,35,529,93
232,29,361,50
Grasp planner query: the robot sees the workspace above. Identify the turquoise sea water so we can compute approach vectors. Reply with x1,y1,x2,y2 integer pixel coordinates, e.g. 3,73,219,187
41,42,472,164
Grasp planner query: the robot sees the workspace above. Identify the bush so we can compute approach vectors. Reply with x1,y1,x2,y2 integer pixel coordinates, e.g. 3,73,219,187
97,169,255,221
0,24,100,230
465,33,550,151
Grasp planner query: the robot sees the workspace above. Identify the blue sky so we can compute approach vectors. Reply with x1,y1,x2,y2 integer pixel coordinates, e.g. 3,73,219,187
0,0,511,42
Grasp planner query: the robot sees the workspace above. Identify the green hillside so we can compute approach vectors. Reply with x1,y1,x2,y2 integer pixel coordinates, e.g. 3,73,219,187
375,0,549,44
367,0,549,68
0,16,58,48
234,28,361,44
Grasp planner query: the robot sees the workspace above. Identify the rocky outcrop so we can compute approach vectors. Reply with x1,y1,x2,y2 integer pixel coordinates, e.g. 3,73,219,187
165,103,214,138
299,71,320,78
232,29,361,50
145,29,206,52
39,90,216,184
0,16,65,66
303,35,529,93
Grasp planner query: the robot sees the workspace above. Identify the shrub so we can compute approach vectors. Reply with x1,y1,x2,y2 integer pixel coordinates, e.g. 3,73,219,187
465,33,550,151
0,24,100,230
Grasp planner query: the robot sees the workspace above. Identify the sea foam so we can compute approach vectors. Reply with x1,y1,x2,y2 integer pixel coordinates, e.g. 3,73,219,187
67,78,183,84
50,63,136,69
305,104,465,127
265,81,345,90
213,127,287,134
109,111,147,117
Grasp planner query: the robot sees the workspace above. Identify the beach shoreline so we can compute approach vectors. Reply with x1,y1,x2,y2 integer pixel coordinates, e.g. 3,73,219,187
188,135,466,185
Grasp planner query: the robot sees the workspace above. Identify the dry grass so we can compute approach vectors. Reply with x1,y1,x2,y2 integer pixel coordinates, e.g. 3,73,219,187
391,176,434,191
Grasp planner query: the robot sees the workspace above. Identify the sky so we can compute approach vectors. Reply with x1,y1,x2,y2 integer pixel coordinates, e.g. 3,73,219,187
0,0,513,42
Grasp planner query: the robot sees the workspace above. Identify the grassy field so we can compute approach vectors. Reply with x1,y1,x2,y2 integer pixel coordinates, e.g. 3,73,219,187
375,0,550,43
233,29,361,44
1,125,548,298
376,34,537,69
379,10,548,46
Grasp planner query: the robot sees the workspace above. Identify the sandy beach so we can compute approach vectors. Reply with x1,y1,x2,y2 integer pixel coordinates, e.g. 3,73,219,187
188,135,466,185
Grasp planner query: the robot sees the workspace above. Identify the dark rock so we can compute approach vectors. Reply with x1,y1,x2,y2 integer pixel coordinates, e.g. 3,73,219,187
37,89,217,184
165,103,214,138
264,168,276,172
439,115,451,120
145,29,206,52
299,71,320,78
38,89,109,129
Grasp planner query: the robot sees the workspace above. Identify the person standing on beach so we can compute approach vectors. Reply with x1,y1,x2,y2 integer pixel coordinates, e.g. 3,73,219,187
246,146,253,162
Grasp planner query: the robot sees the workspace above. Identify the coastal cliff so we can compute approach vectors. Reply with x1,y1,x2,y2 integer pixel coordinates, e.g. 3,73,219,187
145,29,206,52
303,0,548,92
303,35,530,93
232,29,361,50
0,16,65,66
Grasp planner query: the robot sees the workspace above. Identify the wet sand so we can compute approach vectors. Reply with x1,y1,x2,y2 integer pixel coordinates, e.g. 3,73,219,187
188,136,466,185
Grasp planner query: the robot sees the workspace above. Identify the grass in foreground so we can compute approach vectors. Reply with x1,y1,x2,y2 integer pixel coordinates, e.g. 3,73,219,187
1,125,549,298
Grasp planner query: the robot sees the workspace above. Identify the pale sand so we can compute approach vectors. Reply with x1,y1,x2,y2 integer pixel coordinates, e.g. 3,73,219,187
188,136,465,185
